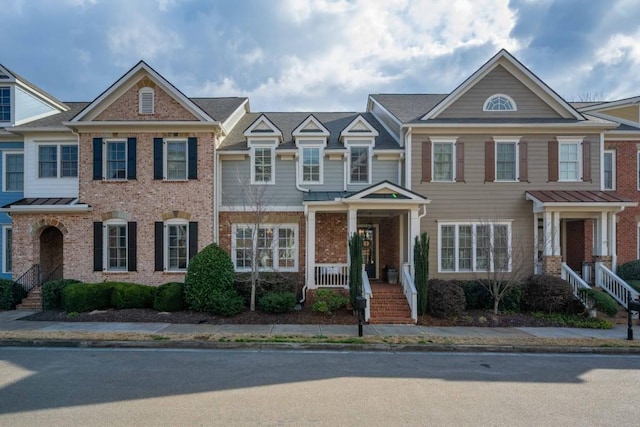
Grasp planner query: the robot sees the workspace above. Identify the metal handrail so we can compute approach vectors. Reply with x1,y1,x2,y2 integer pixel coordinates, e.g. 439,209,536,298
13,264,40,293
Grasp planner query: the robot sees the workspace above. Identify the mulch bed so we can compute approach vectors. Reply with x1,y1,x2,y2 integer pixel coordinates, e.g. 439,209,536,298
21,307,564,327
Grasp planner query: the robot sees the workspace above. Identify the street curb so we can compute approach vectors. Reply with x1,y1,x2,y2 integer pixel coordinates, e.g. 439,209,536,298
2,339,640,354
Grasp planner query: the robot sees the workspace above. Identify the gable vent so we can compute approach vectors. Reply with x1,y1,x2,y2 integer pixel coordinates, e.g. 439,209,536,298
139,87,155,114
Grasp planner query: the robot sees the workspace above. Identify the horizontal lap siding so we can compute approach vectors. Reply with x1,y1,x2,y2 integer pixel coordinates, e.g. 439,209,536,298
411,133,602,279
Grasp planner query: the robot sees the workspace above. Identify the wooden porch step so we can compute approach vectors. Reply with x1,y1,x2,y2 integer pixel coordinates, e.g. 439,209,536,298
369,283,413,324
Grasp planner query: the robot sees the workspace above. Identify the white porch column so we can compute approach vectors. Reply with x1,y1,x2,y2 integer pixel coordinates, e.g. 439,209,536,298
409,207,420,268
552,212,561,256
306,209,316,289
347,208,357,264
543,211,553,256
597,211,609,256
609,211,616,265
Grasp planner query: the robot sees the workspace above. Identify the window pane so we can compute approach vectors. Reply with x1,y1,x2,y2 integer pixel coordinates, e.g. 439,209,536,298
257,227,273,268
168,224,188,270
559,143,579,180
39,146,57,178
496,142,516,181
302,147,320,182
604,152,613,190
494,225,509,271
254,148,272,182
61,145,78,177
107,224,127,271
441,225,455,271
476,225,490,271
350,147,369,183
5,228,11,273
167,141,187,180
433,143,453,181
458,225,472,271
0,87,10,122
5,153,23,191
235,227,253,269
486,96,514,111
107,141,127,180
278,228,295,269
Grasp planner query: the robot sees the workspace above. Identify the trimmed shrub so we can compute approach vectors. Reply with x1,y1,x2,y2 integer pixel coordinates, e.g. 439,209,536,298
616,260,640,281
312,289,349,314
235,272,300,305
110,282,155,309
579,288,619,316
258,291,297,313
62,283,113,313
522,275,574,313
42,279,82,310
462,281,492,310
184,243,243,315
500,284,524,312
627,279,640,293
0,278,27,310
427,279,466,318
153,282,185,312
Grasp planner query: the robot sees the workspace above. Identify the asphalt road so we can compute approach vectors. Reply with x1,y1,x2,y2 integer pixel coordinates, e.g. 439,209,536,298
0,347,638,426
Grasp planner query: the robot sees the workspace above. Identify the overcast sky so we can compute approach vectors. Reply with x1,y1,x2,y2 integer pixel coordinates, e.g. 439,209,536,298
3,0,640,112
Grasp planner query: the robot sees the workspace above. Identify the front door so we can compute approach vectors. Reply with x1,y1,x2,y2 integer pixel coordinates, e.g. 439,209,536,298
358,227,376,279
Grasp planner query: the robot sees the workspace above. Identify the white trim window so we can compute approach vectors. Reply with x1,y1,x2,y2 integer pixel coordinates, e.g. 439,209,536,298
349,145,371,184
251,145,275,184
164,139,188,181
104,220,127,272
232,224,298,272
301,146,323,184
3,151,23,192
603,150,615,190
104,139,127,180
165,219,188,271
433,141,455,182
139,87,155,114
38,144,78,178
558,141,581,181
438,222,512,273
0,86,10,122
483,94,517,111
495,139,519,181
3,226,11,274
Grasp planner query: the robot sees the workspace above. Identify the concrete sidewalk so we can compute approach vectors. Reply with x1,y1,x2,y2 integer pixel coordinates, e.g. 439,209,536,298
0,310,632,341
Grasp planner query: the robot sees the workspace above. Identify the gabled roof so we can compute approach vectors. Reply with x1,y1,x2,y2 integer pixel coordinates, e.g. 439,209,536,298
71,60,215,123
292,114,330,137
340,114,379,139
244,114,283,140
191,97,248,122
576,96,640,129
220,112,399,151
303,180,428,204
0,63,68,112
422,49,585,121
369,94,447,123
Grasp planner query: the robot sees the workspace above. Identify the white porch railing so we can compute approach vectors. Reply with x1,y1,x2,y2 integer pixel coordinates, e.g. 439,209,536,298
561,262,591,308
314,263,348,287
595,263,640,309
401,263,418,323
362,265,371,322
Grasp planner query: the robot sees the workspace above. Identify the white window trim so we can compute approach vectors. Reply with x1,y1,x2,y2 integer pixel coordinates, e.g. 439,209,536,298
139,87,155,114
103,219,127,273
299,145,324,185
431,138,457,182
36,142,79,179
347,145,372,185
483,94,517,112
103,139,128,181
250,142,276,185
164,219,189,272
163,138,188,181
2,225,11,274
557,139,583,182
494,137,520,182
0,86,11,124
603,149,615,191
231,223,299,272
2,150,23,192
637,151,640,191
437,221,513,273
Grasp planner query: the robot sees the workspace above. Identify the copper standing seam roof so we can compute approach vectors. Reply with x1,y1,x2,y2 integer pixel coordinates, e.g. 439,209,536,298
526,190,635,204
1,198,78,209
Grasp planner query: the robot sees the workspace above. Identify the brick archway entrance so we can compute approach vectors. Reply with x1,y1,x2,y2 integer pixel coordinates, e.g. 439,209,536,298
40,226,63,282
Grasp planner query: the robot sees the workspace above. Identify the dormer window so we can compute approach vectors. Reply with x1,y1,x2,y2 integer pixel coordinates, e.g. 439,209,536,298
139,87,155,114
0,87,10,122
483,94,516,112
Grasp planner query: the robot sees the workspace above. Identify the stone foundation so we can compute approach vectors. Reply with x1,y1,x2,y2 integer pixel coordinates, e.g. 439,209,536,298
542,255,562,277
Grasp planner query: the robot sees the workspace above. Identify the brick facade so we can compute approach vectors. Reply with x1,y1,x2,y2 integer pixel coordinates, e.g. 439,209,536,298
542,255,562,276
315,212,347,263
607,140,640,264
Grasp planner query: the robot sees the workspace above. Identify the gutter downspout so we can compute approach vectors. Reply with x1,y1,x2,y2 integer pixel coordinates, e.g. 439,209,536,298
405,127,412,189
300,204,309,303
294,152,310,193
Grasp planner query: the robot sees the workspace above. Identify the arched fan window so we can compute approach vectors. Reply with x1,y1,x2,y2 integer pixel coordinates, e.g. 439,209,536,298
483,94,516,112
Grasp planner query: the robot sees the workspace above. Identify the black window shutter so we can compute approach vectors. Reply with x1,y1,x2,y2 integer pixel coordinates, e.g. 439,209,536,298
93,138,103,180
188,137,198,179
153,138,163,180
128,222,137,272
127,138,137,180
189,222,198,260
154,222,164,271
93,222,103,271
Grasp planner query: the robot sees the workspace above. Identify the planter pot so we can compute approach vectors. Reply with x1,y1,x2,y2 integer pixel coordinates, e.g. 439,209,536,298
387,270,398,284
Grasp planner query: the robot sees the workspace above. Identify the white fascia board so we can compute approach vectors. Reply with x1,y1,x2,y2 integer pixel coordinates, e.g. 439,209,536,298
402,121,618,130
585,111,639,129
3,204,92,213
14,79,68,112
5,126,72,134
578,96,640,112
13,109,62,127
218,205,304,212
292,114,330,137
368,97,403,126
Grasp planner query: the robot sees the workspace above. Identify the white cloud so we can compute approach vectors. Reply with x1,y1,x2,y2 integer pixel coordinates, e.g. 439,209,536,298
107,18,183,66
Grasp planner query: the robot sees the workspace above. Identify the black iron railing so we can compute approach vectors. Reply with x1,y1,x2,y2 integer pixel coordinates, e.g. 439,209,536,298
14,264,40,294
42,264,63,284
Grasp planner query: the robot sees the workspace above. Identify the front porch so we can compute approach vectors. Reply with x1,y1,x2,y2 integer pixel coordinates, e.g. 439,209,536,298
303,181,429,323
